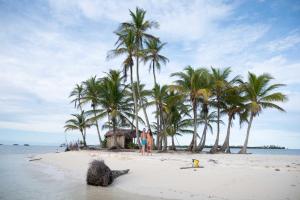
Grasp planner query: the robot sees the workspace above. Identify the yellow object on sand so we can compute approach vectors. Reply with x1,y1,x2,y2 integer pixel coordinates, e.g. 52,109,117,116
192,159,199,168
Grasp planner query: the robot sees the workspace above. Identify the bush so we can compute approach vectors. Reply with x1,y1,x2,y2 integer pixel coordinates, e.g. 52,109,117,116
127,142,139,149
102,138,107,148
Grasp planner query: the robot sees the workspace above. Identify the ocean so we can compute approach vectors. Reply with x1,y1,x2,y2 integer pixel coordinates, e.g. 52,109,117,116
0,145,161,200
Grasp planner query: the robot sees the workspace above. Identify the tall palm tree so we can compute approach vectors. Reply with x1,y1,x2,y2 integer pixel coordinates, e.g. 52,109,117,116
117,7,158,131
143,38,168,148
82,76,103,146
171,66,210,152
220,86,247,153
210,67,240,153
239,72,287,154
64,111,93,147
108,29,140,146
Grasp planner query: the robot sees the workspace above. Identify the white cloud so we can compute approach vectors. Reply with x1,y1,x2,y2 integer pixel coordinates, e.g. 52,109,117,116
195,24,270,67
247,55,300,84
265,31,300,52
0,0,299,148
48,0,236,41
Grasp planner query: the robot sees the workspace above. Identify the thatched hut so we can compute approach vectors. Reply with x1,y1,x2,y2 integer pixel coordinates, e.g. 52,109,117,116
105,129,136,149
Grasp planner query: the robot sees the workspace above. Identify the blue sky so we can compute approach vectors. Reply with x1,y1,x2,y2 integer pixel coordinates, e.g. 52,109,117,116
0,0,300,148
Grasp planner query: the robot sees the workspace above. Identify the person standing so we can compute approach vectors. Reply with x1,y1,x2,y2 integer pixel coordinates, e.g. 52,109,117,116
141,128,147,155
146,129,153,156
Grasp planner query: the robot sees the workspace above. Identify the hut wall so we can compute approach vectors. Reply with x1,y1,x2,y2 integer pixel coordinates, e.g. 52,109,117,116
107,136,125,148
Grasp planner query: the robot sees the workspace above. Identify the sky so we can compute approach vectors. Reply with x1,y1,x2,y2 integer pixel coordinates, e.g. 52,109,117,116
0,0,300,148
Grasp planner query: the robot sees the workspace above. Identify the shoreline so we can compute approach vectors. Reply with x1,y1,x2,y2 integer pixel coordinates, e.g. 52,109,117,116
35,150,300,200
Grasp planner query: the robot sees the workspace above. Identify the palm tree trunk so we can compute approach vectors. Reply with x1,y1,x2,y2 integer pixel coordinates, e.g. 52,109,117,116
93,106,102,146
155,103,160,150
192,101,198,152
239,113,254,154
81,129,87,147
197,112,208,152
171,135,176,151
163,135,167,151
153,63,160,150
158,105,163,150
152,62,157,86
160,107,167,151
130,66,140,147
199,130,207,151
136,56,151,130
79,99,87,146
188,136,194,151
112,117,118,148
220,115,233,153
210,98,220,153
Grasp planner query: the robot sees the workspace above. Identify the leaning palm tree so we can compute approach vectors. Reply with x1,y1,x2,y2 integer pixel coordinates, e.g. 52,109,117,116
143,38,169,86
220,86,247,153
82,76,103,146
69,83,85,111
210,67,240,153
239,72,287,154
197,111,219,152
150,84,169,150
108,29,140,146
64,111,93,147
171,66,210,152
162,91,191,151
116,7,159,131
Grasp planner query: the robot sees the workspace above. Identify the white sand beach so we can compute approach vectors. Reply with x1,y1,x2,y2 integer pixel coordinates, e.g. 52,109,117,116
34,151,300,200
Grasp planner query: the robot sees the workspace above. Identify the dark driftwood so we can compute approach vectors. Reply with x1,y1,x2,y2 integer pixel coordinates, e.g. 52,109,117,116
86,160,129,186
29,158,42,161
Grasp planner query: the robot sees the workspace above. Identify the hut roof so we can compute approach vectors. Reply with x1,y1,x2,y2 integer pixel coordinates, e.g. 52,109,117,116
105,129,136,138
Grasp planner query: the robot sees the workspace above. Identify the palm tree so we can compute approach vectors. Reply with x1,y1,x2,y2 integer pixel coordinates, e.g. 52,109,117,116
197,111,219,152
162,91,191,150
239,72,287,154
99,70,136,148
220,86,247,153
143,38,168,148
108,29,140,146
64,111,93,147
82,76,103,146
117,7,158,131
210,67,240,153
144,38,169,85
69,83,84,111
171,66,210,152
150,84,168,150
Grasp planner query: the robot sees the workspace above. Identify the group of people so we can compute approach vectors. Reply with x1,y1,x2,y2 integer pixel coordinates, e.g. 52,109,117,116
140,128,153,156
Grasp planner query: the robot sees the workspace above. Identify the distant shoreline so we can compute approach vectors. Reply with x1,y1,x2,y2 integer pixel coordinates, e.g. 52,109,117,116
0,143,290,149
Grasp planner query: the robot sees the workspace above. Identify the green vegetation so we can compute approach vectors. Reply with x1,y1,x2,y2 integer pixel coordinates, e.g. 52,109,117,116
65,7,287,154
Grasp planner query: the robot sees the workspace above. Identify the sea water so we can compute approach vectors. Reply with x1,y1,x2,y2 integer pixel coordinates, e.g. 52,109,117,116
0,145,162,200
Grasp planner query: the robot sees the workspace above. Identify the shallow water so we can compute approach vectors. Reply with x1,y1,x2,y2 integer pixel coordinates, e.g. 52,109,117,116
0,145,165,200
